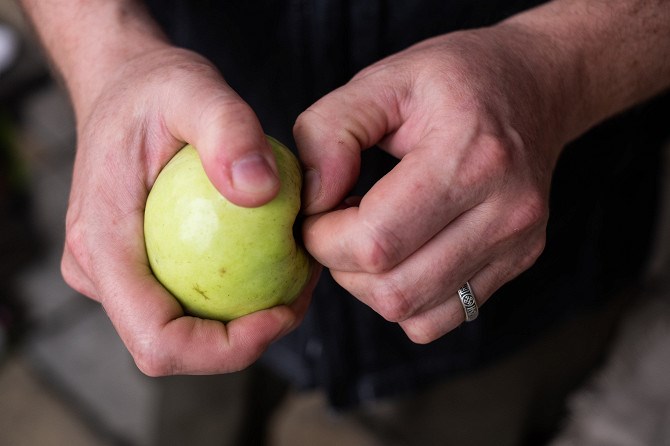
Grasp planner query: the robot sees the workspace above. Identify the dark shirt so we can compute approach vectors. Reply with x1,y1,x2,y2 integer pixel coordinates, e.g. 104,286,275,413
145,0,669,407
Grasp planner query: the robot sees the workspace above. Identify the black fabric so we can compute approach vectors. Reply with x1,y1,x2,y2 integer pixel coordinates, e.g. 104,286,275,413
144,0,669,407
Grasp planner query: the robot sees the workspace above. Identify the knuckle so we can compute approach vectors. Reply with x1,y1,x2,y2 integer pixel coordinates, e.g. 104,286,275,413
59,253,85,295
370,279,414,322
521,235,547,270
501,234,547,283
131,339,176,378
61,215,93,292
456,134,514,193
508,191,548,234
135,360,168,378
63,206,93,265
402,320,448,345
354,222,402,273
293,109,310,133
476,134,515,177
405,327,437,345
64,218,85,260
59,254,74,284
293,108,330,141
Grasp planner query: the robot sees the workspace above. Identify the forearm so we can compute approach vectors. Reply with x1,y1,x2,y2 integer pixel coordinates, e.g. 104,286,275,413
20,0,169,117
501,0,670,143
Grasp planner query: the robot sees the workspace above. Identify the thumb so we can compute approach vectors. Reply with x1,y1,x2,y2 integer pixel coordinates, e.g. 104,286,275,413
166,70,279,208
293,76,401,215
194,99,280,207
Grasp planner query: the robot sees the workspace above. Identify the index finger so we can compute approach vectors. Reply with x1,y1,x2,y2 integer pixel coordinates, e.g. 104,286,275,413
303,133,499,273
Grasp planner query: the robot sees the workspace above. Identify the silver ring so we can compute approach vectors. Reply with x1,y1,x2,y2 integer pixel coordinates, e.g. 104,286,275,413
458,282,479,322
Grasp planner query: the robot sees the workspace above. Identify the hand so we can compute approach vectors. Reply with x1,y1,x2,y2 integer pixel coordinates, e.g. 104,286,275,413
61,46,317,375
295,25,572,343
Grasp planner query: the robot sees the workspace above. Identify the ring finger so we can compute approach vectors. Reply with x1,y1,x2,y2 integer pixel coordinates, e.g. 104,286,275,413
331,203,546,341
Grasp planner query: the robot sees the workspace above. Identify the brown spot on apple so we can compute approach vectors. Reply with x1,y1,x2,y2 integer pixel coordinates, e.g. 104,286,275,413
193,284,209,300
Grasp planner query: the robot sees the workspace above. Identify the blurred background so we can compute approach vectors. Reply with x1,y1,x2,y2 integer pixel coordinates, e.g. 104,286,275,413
1,1,669,445
0,2,154,445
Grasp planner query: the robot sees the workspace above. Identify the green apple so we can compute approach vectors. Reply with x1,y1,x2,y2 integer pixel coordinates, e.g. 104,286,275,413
144,135,311,321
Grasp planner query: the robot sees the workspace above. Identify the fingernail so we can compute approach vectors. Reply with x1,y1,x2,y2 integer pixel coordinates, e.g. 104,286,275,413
231,154,279,194
303,168,320,210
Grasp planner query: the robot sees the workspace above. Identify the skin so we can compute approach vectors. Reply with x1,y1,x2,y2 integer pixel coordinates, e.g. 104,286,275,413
296,1,670,343
20,0,670,374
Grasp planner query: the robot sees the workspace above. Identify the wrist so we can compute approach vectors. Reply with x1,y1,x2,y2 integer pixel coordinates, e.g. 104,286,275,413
483,20,585,154
500,0,670,143
21,0,170,118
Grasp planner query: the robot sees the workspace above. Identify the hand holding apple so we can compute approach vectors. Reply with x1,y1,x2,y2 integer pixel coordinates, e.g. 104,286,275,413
59,45,315,375
144,136,312,321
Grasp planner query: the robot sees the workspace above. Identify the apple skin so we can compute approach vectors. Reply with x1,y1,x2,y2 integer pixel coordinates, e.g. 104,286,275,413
144,136,311,321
